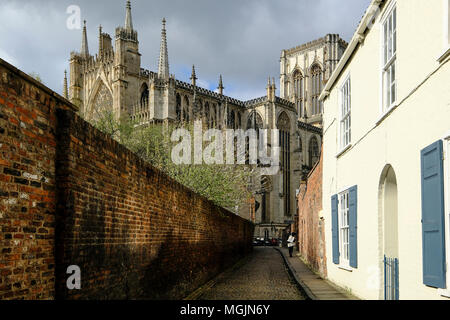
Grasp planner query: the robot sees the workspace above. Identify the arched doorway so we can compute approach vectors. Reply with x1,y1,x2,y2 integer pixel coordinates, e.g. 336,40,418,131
378,165,399,300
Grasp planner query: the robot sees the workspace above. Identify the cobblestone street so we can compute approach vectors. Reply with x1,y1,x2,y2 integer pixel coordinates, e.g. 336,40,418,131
199,247,304,300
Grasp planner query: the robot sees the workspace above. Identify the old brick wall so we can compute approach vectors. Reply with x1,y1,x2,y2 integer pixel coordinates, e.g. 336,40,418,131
55,110,253,300
0,58,253,300
0,59,76,299
297,149,327,278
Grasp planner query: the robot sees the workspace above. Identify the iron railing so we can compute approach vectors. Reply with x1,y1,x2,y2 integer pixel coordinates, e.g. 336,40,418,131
384,255,399,300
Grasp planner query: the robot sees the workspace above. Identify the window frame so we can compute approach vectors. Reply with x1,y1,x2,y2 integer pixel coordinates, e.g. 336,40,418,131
339,75,352,151
438,134,450,297
381,4,397,113
338,190,350,267
439,0,450,62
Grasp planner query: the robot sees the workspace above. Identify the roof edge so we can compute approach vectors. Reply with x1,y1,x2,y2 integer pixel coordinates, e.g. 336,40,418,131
319,0,385,101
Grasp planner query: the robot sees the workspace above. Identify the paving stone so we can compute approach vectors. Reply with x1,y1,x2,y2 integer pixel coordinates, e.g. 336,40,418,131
199,247,304,300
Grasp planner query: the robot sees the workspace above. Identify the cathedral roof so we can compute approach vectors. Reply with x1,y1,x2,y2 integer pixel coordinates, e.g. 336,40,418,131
283,34,348,56
139,68,295,111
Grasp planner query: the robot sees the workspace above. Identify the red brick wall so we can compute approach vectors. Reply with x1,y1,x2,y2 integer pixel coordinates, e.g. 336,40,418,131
297,150,326,277
0,59,76,299
0,58,253,300
55,110,253,300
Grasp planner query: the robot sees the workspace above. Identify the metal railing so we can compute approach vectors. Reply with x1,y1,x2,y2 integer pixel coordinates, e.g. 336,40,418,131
384,255,399,300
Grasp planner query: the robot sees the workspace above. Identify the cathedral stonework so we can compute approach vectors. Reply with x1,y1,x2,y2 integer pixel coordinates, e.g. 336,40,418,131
66,1,347,240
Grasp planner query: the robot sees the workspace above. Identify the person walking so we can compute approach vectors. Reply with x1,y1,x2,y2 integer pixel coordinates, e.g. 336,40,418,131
287,232,296,257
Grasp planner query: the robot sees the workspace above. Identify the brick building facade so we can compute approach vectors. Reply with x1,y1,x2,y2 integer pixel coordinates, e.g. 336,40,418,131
296,149,326,277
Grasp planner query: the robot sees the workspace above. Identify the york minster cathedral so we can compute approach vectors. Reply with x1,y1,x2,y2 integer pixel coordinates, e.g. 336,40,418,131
65,1,347,239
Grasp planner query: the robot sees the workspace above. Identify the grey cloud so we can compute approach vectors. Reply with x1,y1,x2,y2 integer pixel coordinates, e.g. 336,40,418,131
0,0,371,100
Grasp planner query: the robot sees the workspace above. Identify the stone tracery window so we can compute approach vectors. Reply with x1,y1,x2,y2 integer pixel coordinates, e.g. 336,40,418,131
183,96,190,122
309,136,320,167
91,81,113,121
228,108,235,129
212,105,217,128
246,111,263,130
278,112,291,217
293,70,304,117
246,111,264,165
311,64,323,116
176,93,182,122
205,102,211,127
140,83,149,107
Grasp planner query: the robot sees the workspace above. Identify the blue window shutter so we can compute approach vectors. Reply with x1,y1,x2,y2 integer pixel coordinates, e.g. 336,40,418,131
349,186,358,268
421,140,446,288
331,195,339,264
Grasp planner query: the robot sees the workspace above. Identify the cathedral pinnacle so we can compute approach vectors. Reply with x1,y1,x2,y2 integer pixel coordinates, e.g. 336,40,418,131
98,25,103,57
218,75,224,95
125,0,133,31
63,70,68,99
158,18,169,80
81,20,89,58
190,65,197,86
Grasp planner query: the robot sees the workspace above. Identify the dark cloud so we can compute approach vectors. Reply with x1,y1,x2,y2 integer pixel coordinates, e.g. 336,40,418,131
0,0,371,100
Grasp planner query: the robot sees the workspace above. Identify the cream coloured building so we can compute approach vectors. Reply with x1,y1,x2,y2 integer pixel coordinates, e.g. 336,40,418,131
320,0,450,299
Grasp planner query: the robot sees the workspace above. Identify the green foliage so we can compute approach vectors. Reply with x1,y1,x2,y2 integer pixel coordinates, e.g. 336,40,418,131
29,72,43,84
89,109,253,211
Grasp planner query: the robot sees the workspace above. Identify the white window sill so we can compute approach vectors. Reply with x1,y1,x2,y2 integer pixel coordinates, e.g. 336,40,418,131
338,265,353,272
336,144,352,158
438,288,450,299
437,47,450,63
376,103,399,126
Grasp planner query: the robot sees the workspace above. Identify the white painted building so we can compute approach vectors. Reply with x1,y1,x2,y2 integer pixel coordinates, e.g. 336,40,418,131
320,0,450,299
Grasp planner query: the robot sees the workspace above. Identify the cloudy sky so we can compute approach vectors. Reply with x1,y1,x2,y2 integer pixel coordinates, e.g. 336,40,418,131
0,0,371,101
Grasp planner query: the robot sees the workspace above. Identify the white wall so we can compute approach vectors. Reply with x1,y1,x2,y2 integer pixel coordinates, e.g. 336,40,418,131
322,0,450,300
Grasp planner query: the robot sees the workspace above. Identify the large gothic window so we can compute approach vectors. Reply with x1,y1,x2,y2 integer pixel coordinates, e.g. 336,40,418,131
140,83,149,107
311,64,323,116
309,136,320,167
183,96,190,122
212,105,217,128
91,81,113,121
227,108,235,129
278,112,291,217
246,111,263,165
176,94,182,122
246,111,263,131
293,70,304,117
204,102,210,128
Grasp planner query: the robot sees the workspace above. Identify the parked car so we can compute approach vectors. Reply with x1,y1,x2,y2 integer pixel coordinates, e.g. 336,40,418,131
252,238,265,246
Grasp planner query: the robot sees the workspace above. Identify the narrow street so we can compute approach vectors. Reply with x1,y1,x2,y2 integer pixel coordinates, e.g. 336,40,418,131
199,247,305,300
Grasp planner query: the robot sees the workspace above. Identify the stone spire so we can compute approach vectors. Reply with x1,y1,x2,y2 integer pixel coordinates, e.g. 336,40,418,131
217,75,224,95
81,20,89,57
190,65,197,86
125,0,133,31
98,25,103,57
63,70,68,99
158,18,169,80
